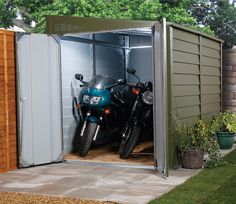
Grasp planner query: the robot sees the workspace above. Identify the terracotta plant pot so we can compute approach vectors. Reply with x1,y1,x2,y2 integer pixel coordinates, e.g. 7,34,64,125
181,148,204,169
217,132,235,149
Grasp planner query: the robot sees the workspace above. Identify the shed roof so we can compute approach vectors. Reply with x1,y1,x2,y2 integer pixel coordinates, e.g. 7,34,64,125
45,15,223,43
46,16,155,35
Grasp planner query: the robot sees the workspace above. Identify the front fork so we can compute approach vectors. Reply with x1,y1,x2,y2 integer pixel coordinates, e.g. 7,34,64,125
122,100,139,139
80,111,102,141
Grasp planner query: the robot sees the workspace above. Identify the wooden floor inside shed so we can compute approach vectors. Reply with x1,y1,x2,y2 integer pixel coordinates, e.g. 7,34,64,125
64,141,155,166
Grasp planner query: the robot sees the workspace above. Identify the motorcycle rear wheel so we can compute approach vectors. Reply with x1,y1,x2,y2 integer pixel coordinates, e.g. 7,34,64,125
119,125,141,159
78,122,97,157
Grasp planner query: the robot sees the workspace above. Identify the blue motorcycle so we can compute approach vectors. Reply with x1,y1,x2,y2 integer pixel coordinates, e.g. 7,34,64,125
75,74,127,156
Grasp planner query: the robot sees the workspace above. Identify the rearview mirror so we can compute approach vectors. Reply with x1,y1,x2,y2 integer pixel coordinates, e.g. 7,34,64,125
126,67,136,75
117,79,127,85
75,74,84,81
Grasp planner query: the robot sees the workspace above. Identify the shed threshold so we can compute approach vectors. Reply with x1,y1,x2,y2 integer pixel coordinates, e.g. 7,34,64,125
63,159,156,170
64,141,155,168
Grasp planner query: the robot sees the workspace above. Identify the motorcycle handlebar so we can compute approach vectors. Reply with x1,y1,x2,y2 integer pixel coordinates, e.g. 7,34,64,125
126,82,145,88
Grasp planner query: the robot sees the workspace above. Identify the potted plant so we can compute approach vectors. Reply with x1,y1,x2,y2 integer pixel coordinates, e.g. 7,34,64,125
176,120,209,169
210,112,236,149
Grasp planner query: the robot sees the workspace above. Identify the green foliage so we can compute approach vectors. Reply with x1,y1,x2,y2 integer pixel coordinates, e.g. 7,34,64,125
190,0,236,48
175,119,223,168
204,137,224,168
0,0,209,34
0,0,16,28
210,112,236,134
13,0,52,24
176,120,210,151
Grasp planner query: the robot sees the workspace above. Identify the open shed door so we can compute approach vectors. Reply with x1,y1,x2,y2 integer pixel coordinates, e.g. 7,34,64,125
16,33,63,167
45,15,168,173
152,20,168,175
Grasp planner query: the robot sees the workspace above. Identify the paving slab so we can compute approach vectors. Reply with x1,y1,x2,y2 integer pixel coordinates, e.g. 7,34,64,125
0,162,200,204
0,145,235,204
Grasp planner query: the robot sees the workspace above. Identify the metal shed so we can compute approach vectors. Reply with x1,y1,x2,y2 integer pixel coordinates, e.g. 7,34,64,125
16,16,223,176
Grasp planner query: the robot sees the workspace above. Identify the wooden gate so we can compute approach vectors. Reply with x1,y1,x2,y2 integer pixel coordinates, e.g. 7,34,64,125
0,30,17,173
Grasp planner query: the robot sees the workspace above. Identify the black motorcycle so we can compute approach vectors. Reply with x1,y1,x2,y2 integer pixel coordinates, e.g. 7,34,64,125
119,67,153,159
75,74,128,157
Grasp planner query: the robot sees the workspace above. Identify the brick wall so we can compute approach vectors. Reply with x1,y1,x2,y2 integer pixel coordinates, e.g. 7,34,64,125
223,48,236,112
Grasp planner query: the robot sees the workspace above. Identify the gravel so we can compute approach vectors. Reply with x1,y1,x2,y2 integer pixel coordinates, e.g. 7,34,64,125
0,192,117,204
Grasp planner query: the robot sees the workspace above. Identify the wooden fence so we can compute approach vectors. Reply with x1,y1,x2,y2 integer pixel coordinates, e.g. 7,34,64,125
0,30,17,173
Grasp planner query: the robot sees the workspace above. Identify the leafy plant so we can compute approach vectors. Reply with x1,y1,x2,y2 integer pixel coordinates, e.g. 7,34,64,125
175,120,209,151
204,137,225,168
176,120,210,152
210,112,236,134
175,119,223,168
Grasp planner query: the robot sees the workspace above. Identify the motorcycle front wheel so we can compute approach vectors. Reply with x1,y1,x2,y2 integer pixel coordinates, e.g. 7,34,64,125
78,122,98,157
119,125,141,159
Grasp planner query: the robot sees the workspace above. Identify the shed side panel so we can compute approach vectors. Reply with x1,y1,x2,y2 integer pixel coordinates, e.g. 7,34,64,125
171,28,221,123
172,28,200,123
201,37,221,120
168,26,222,168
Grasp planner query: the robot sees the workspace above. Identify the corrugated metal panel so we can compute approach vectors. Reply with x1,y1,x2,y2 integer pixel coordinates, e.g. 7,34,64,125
17,33,62,167
175,106,200,119
0,30,17,173
173,85,200,97
168,26,222,169
60,33,125,153
202,76,220,85
202,103,220,114
202,66,221,76
173,96,200,108
202,112,219,120
202,47,220,59
172,28,199,44
172,25,201,120
173,63,199,75
95,45,125,79
202,56,220,67
129,48,152,83
173,51,199,64
173,39,199,54
60,37,93,153
202,85,221,94
171,27,221,123
202,94,221,104
173,74,199,85
202,38,220,50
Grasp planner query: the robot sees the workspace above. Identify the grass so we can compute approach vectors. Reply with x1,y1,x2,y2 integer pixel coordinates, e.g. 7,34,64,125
149,149,236,204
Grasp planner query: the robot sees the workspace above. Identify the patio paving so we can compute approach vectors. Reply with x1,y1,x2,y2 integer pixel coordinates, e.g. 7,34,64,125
0,162,200,204
0,144,235,204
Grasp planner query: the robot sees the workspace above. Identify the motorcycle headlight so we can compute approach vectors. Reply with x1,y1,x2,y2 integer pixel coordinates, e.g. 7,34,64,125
90,96,102,104
142,91,153,105
83,95,90,103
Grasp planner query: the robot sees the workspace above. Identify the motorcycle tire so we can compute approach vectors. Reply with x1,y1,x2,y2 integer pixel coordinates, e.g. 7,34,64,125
78,122,98,157
119,125,141,159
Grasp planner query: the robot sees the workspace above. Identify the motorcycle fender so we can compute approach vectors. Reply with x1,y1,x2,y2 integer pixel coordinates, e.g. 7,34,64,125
87,116,100,124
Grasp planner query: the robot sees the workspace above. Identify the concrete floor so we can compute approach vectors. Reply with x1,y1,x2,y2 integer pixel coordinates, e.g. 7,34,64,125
0,145,235,204
0,162,200,204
